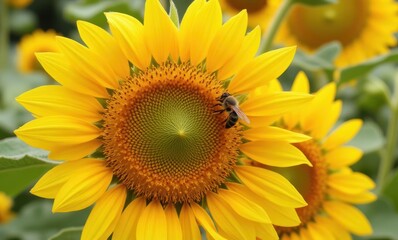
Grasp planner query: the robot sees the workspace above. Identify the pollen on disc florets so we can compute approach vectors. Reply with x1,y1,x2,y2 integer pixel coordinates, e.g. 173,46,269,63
102,62,241,204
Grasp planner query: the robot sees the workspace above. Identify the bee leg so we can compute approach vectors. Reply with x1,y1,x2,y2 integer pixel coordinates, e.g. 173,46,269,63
213,109,225,114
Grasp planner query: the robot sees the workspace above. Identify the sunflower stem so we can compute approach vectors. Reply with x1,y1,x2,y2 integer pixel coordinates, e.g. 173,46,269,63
0,0,9,70
376,74,398,194
260,0,294,53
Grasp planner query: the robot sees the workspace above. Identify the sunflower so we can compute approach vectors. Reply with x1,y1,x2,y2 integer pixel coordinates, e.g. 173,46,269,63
277,0,398,67
7,0,32,8
219,0,280,29
0,192,14,224
14,0,315,239
245,72,375,239
17,29,58,73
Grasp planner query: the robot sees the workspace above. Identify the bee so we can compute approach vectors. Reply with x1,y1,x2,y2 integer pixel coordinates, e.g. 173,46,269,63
215,92,250,128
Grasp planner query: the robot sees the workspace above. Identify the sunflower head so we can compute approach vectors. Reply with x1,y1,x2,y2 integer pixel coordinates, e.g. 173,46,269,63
14,0,315,239
253,72,376,239
17,29,58,73
277,0,398,67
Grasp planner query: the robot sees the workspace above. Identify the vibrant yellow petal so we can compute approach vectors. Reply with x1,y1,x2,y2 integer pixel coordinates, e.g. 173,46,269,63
328,172,375,194
206,10,247,72
323,119,363,150
316,216,352,240
325,146,363,168
226,183,301,227
55,36,119,89
328,188,377,204
105,12,151,70
311,100,342,139
241,92,313,117
243,126,311,143
236,166,307,208
144,0,179,63
191,203,226,240
165,204,182,240
217,26,261,80
35,53,109,98
47,139,102,161
218,189,270,223
240,141,311,167
255,222,278,240
189,0,222,65
300,228,313,240
30,160,83,198
14,116,100,151
291,71,310,93
112,197,146,240
307,221,334,240
136,200,167,240
16,85,103,123
228,47,296,94
178,0,205,62
76,20,129,80
323,201,372,235
180,203,201,240
81,185,126,240
207,192,255,240
53,159,112,212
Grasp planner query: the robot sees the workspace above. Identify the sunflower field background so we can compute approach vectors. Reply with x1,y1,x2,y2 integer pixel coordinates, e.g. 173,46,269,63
0,0,398,239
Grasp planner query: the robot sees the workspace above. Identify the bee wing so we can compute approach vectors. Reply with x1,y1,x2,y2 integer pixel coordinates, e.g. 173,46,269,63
230,105,250,124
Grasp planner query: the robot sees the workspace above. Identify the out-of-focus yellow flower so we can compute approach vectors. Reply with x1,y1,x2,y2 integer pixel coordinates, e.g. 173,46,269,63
277,0,398,67
0,192,14,224
219,0,280,29
249,72,375,239
17,29,58,73
14,0,316,239
7,0,32,8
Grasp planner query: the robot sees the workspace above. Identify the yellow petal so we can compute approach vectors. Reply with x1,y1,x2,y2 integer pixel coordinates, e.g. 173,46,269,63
327,188,377,204
217,26,261,80
316,216,352,240
178,0,205,62
189,0,222,65
105,12,151,70
207,192,255,240
328,172,375,194
291,71,310,93
240,141,311,167
144,0,179,63
228,47,296,94
323,119,363,150
136,200,167,240
325,146,363,169
47,139,101,161
311,100,342,139
35,53,109,98
77,20,129,80
254,222,278,240
16,85,103,123
235,166,307,208
241,92,313,117
191,203,226,240
165,204,182,240
206,10,247,72
307,221,334,240
243,126,311,142
30,160,84,198
323,201,372,235
81,185,126,240
14,116,100,151
55,36,119,89
226,182,300,227
53,159,112,212
218,189,271,223
112,197,146,240
180,203,201,240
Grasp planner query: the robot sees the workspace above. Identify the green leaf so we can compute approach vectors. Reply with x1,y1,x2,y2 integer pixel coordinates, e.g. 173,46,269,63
339,50,398,86
0,201,89,240
169,0,180,27
383,170,398,211
49,227,83,240
347,120,385,154
0,137,57,196
292,0,336,6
